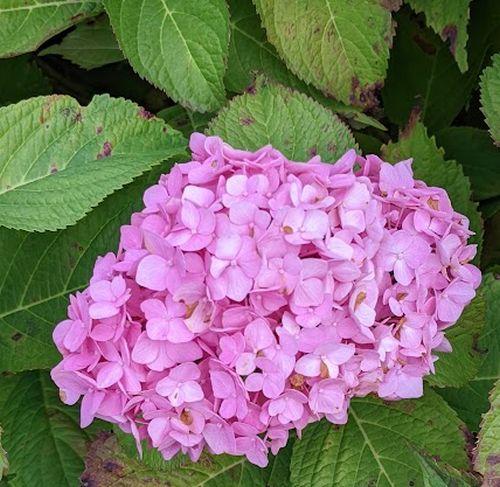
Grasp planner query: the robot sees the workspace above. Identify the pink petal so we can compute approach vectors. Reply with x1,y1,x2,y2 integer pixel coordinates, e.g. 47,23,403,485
135,255,169,291
180,381,204,402
215,234,242,260
394,259,413,286
131,333,159,364
89,302,118,320
295,355,321,377
146,318,171,341
226,266,253,302
181,200,200,230
96,362,123,388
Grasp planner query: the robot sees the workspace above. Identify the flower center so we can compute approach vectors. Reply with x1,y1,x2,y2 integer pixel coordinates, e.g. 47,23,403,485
180,409,193,425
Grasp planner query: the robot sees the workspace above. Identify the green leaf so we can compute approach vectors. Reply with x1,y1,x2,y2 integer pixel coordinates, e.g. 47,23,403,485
436,127,500,201
0,94,186,231
208,80,357,162
426,291,486,388
40,15,123,70
157,105,214,139
383,4,500,132
0,55,51,107
0,1,102,58
254,0,394,107
480,53,500,146
0,427,7,481
0,371,95,487
438,379,495,433
0,167,166,372
290,390,469,487
381,119,483,257
415,450,475,487
225,0,386,132
105,0,229,112
406,0,471,72
474,379,500,483
82,432,271,487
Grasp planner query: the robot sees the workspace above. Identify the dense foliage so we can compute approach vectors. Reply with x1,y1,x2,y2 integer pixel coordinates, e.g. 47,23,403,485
0,1,498,486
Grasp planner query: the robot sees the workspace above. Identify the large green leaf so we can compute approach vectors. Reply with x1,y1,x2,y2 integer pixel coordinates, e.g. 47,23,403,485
105,0,229,112
480,53,500,146
381,119,483,256
474,379,500,483
224,0,386,132
0,94,186,231
436,127,500,201
290,390,469,487
40,15,123,70
406,0,471,72
208,80,357,162
0,55,51,107
426,292,485,388
0,1,102,58
254,0,394,107
0,167,166,372
383,4,500,132
0,371,95,487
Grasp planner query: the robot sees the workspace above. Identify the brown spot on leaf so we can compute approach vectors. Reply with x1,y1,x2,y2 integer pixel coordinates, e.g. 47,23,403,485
487,454,500,466
50,164,58,174
70,13,84,22
96,126,103,134
97,141,112,159
240,117,254,126
327,142,337,153
138,107,154,120
350,77,382,109
11,332,22,341
400,106,422,138
379,0,402,11
309,146,318,157
103,460,122,474
442,25,458,55
393,399,416,413
245,83,257,95
460,424,475,465
81,432,166,486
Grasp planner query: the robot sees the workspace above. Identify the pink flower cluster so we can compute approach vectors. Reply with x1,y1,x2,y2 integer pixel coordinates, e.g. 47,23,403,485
51,134,480,467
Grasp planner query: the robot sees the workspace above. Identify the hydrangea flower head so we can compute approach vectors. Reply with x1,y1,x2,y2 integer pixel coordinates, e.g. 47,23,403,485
51,134,480,466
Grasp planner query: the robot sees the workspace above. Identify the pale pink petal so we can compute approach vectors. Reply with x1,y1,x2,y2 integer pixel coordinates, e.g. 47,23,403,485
136,255,169,291
226,267,253,302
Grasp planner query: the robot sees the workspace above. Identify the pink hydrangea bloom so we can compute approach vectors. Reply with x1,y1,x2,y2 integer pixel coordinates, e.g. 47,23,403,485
51,135,480,467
